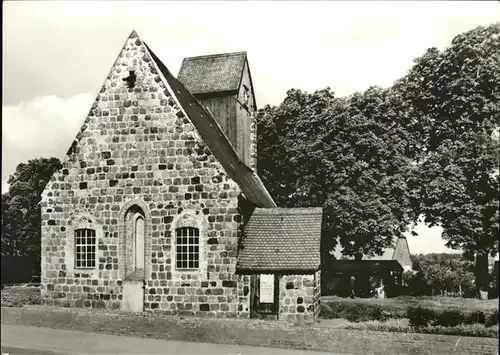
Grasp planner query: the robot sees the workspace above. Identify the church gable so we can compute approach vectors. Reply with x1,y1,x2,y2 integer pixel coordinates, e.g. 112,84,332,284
43,32,274,209
236,58,257,113
42,30,239,203
393,237,412,270
40,31,243,285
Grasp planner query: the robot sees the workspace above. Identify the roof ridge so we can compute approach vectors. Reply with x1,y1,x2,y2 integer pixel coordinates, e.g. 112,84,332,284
254,207,323,215
183,51,247,61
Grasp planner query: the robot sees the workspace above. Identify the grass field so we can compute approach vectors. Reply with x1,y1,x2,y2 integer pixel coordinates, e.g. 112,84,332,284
321,295,499,311
319,295,499,337
1,286,498,338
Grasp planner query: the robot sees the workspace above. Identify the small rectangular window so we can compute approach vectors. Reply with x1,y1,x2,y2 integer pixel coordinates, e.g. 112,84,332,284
242,85,250,106
75,229,96,268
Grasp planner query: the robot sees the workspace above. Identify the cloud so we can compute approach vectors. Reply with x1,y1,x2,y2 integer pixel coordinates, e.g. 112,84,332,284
2,93,94,191
3,1,499,106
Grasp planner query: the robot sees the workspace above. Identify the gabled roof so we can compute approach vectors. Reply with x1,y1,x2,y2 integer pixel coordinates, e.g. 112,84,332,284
330,236,409,262
236,208,323,273
144,43,276,208
178,52,247,95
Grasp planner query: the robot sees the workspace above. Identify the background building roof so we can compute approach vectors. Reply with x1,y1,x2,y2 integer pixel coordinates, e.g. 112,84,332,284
330,236,411,264
330,241,396,261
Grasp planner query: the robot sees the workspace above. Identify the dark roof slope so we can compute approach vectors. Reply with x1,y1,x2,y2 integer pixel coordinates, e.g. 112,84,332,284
330,237,411,265
178,52,247,95
331,238,398,261
144,44,276,208
236,208,323,273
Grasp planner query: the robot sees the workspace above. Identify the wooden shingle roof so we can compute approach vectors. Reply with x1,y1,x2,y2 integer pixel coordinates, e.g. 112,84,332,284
236,208,323,273
178,52,247,95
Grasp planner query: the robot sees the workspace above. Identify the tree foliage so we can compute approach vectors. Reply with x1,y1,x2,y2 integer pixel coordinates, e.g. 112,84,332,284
403,253,476,297
257,87,417,258
395,23,500,292
1,157,62,260
257,23,499,293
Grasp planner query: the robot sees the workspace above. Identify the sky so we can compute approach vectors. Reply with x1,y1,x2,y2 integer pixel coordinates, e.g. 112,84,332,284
3,1,499,255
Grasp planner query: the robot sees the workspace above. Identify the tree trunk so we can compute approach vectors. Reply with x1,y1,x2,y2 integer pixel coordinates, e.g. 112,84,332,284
475,252,489,299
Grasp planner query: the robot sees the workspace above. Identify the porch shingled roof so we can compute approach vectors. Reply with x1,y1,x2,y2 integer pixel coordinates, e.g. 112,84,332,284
236,208,323,272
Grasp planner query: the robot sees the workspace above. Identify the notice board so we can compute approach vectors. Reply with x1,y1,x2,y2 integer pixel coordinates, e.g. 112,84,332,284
259,274,274,303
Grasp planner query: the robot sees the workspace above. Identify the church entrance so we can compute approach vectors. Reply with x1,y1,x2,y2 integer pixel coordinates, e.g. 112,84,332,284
249,274,279,319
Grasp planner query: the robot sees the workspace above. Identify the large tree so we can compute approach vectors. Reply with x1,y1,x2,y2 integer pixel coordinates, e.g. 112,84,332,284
1,157,62,260
395,23,500,295
257,86,417,258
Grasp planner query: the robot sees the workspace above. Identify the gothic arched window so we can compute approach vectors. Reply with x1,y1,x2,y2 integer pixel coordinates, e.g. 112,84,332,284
134,214,145,270
124,206,146,278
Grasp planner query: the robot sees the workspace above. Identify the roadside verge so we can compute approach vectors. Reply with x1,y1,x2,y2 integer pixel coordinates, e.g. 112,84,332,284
1,306,498,354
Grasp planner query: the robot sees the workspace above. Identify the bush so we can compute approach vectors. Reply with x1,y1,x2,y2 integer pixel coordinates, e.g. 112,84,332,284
320,296,499,332
0,286,41,307
436,309,464,327
420,324,498,338
407,306,436,327
464,310,486,325
485,309,498,327
319,300,405,322
346,319,498,338
345,318,411,332
407,306,499,328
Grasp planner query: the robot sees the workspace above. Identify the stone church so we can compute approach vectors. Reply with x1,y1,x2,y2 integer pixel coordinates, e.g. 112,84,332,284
40,31,322,324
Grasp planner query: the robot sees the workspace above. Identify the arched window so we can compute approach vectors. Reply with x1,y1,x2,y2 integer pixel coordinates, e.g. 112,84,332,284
134,214,145,270
75,228,96,268
176,227,200,270
124,206,146,278
118,199,152,281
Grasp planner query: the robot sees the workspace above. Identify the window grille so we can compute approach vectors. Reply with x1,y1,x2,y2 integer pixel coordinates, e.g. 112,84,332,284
75,229,96,268
176,227,199,270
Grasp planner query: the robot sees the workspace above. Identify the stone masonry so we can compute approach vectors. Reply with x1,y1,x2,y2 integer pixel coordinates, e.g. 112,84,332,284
279,273,319,324
236,274,251,319
40,31,244,317
313,270,321,319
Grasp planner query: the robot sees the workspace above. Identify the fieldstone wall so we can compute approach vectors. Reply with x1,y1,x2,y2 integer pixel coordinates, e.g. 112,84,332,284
40,31,243,317
313,270,321,319
236,274,251,318
279,274,317,324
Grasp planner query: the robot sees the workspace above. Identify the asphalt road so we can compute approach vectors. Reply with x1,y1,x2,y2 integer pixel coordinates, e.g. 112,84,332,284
1,324,336,355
